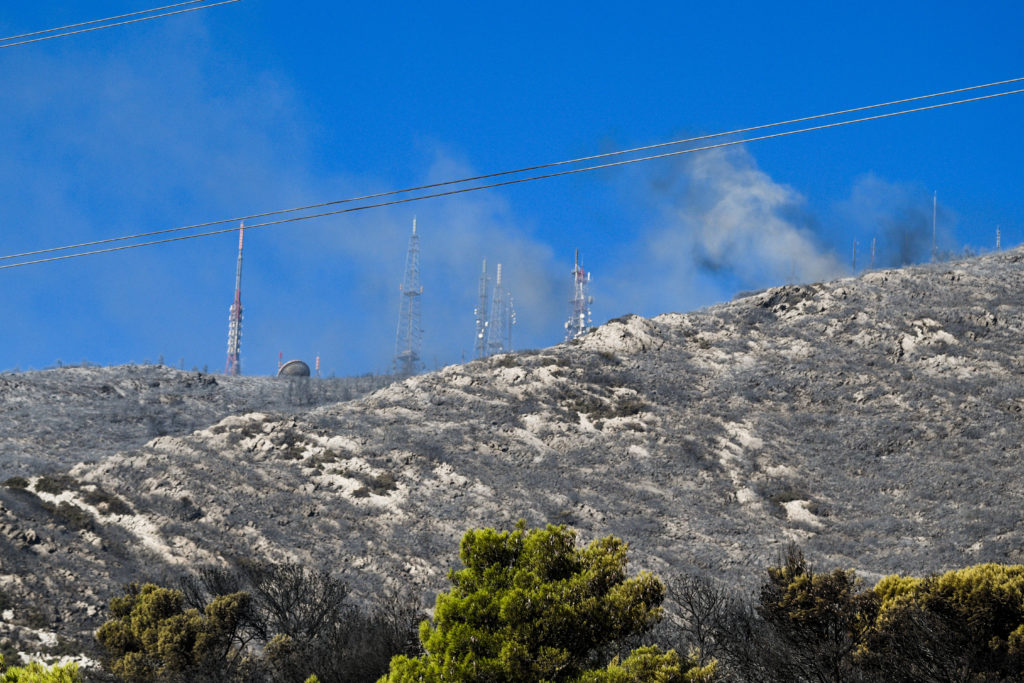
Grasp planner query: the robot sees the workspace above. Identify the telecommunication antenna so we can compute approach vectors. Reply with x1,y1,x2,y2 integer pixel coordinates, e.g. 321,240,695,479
224,222,245,376
932,191,937,261
564,249,593,341
486,264,516,355
870,237,876,269
474,259,490,359
997,226,1002,251
393,218,424,376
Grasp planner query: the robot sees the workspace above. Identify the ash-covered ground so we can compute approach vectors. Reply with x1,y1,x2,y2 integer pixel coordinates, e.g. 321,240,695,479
3,249,1024,666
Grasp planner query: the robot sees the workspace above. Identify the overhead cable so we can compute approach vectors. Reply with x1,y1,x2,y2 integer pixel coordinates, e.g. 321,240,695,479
2,75,1022,264
2,84,1021,271
0,1,209,43
0,0,242,49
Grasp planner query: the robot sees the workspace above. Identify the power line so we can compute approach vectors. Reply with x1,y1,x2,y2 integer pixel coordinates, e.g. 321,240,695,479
0,0,242,49
1,85,1022,270
0,1,209,43
2,76,1022,265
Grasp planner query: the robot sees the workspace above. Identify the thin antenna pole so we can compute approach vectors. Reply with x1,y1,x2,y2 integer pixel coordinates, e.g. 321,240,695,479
932,191,937,261
474,259,490,358
870,237,876,269
997,226,1002,251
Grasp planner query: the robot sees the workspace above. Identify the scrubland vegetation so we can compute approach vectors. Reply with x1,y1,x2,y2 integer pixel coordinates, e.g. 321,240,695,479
0,523,1009,682
7,253,1024,680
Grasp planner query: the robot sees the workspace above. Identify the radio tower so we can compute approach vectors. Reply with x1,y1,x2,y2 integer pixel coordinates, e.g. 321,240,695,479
393,218,424,376
474,259,490,359
564,249,592,341
486,264,516,355
225,222,245,376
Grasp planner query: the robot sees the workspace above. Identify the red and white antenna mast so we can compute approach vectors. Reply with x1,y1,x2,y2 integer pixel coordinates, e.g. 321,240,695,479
225,222,244,376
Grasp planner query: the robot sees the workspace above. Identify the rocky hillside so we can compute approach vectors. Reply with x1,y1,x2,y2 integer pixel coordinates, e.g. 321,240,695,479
3,249,1024,663
0,365,393,477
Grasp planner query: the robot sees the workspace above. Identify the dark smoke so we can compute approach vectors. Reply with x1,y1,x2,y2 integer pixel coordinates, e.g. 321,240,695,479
881,206,932,266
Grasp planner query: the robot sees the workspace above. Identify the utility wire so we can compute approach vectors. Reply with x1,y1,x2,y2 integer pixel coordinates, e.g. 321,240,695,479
0,1,208,43
0,0,242,49
2,85,1021,271
2,75,1022,264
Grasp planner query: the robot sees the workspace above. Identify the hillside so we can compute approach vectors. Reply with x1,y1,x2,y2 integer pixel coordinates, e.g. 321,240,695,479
3,249,1024,662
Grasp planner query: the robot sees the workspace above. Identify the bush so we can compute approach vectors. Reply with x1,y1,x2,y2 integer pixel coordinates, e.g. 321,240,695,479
171,562,423,682
1,478,27,490
41,502,93,532
80,487,133,516
864,563,1024,680
664,549,1024,682
34,475,78,495
95,583,251,682
380,523,706,682
371,472,397,494
0,655,81,682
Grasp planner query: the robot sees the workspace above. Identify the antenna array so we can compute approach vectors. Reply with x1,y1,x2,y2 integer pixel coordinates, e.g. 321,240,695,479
564,249,592,341
474,259,516,358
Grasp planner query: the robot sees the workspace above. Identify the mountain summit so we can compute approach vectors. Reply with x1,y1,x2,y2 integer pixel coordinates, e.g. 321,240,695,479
3,249,1024,653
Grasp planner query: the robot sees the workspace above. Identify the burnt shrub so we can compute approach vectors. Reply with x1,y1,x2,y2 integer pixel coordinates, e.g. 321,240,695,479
169,562,424,682
372,472,398,494
41,501,94,531
493,354,520,368
81,486,133,516
35,473,78,495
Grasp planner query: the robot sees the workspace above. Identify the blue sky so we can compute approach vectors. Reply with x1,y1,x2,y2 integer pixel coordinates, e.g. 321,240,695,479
1,1,1022,376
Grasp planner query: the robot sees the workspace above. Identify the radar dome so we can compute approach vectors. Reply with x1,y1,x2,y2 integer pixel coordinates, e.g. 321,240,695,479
277,360,311,377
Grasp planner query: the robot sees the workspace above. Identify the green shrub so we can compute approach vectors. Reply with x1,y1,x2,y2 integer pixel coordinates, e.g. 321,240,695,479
379,523,701,682
0,654,81,682
96,583,250,682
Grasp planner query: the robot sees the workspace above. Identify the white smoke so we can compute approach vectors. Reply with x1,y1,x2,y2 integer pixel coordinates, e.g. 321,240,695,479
661,147,843,284
601,146,846,319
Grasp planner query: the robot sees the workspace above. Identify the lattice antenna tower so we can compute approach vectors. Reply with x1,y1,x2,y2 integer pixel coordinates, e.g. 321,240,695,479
394,218,424,376
486,263,516,356
225,222,245,376
564,249,592,341
474,259,490,359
